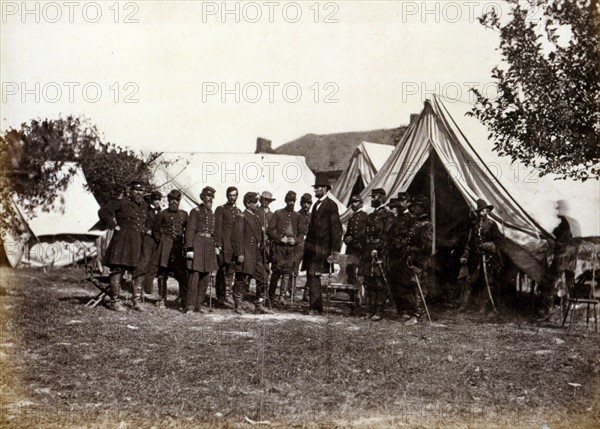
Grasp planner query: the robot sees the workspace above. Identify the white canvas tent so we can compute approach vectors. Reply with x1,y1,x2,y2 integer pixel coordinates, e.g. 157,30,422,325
2,163,102,268
331,142,395,206
152,152,345,213
344,95,599,283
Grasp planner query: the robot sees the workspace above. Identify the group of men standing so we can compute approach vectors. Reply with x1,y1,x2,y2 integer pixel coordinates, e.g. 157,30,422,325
98,173,503,323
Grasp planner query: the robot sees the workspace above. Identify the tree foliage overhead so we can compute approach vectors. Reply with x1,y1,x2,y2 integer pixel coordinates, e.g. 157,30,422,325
470,0,600,181
1,116,161,234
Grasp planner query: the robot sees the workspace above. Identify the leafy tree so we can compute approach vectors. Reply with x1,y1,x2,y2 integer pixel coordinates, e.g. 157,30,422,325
1,116,160,234
470,0,600,180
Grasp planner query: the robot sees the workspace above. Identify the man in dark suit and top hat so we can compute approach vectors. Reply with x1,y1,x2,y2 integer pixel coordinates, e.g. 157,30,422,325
152,189,188,309
344,194,368,286
98,180,150,312
267,191,299,305
302,173,343,315
215,186,242,308
185,186,219,314
231,192,274,315
459,198,503,313
358,188,394,321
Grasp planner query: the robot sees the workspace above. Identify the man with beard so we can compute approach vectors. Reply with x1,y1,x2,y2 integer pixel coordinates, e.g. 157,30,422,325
358,188,394,321
185,187,219,314
231,192,274,315
459,198,503,315
98,181,149,312
267,191,299,306
302,173,343,315
153,190,188,309
404,195,433,324
386,192,416,318
295,193,312,301
215,186,242,308
343,194,368,287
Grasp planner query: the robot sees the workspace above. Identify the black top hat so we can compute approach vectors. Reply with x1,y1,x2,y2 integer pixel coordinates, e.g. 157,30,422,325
474,198,494,212
313,172,331,189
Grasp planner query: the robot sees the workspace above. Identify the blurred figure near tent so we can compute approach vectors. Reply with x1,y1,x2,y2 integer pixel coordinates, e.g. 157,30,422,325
302,173,343,315
185,187,219,314
142,190,162,296
537,200,581,318
295,193,312,300
459,199,503,314
267,191,299,306
358,188,394,321
152,190,188,310
215,187,242,308
98,180,150,312
386,192,416,319
344,194,367,288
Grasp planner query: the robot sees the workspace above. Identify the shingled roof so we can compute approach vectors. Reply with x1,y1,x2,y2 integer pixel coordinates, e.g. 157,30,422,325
273,127,407,174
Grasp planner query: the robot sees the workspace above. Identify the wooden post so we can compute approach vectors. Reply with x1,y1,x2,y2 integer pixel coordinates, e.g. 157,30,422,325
429,154,436,255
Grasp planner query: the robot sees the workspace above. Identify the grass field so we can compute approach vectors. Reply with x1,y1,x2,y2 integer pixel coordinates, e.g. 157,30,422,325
1,266,599,428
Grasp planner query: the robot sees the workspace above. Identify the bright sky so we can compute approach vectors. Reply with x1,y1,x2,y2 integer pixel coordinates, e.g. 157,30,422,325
1,1,509,154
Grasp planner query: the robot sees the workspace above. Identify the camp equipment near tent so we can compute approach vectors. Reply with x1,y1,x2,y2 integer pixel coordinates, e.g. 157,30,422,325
151,152,345,213
1,163,102,268
342,95,599,284
331,142,395,206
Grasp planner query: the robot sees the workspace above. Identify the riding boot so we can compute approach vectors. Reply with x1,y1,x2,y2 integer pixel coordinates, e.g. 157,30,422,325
156,276,167,308
109,272,126,312
131,276,145,311
268,270,281,304
458,284,472,312
279,275,291,305
233,292,245,315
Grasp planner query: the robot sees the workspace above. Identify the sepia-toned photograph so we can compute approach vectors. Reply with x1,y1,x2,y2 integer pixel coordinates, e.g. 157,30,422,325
1,1,599,427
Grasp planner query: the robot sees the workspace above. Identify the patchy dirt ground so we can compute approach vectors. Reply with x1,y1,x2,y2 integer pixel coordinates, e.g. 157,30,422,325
1,267,599,428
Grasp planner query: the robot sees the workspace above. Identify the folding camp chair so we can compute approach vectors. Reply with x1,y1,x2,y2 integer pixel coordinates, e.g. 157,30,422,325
325,254,362,315
562,265,599,332
84,259,111,308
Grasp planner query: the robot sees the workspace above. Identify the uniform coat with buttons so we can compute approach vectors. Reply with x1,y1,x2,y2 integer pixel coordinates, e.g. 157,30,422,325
215,203,242,265
358,206,394,276
302,197,343,274
185,204,217,272
231,209,266,279
268,207,299,274
294,209,311,274
98,197,148,268
344,210,368,257
153,208,188,268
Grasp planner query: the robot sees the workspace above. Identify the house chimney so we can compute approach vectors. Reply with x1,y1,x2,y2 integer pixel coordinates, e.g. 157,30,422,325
255,137,272,154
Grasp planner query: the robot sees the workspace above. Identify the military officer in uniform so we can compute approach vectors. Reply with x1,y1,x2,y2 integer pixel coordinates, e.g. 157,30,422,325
343,194,368,286
302,173,343,315
152,189,188,309
295,193,312,300
267,191,299,305
386,192,416,317
459,198,503,314
358,188,394,321
185,186,219,314
215,186,242,308
231,192,274,315
404,195,433,324
98,181,149,312
142,190,163,296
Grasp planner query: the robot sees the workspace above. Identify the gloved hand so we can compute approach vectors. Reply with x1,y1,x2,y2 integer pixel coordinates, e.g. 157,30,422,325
460,256,467,264
371,249,378,258
344,236,353,244
215,247,221,255
186,251,194,259
237,255,245,264
288,237,296,246
281,236,288,244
